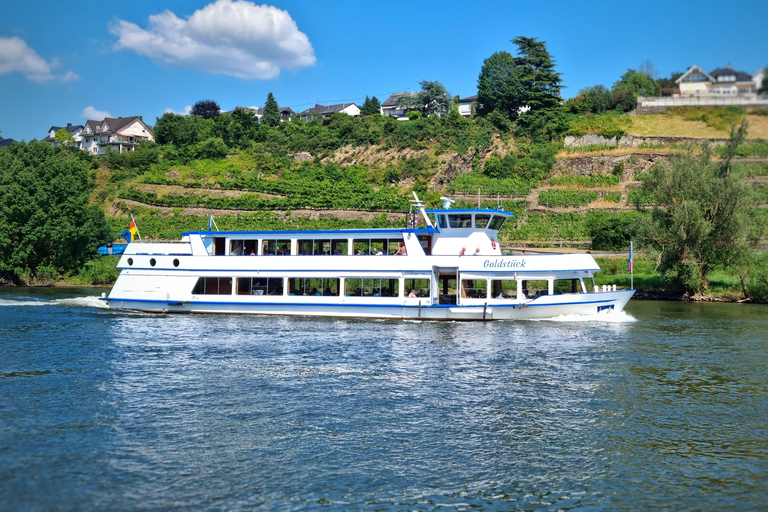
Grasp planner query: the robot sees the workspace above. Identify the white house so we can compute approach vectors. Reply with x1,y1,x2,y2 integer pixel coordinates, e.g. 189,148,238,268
457,95,477,117
79,116,154,155
224,106,295,122
43,123,84,147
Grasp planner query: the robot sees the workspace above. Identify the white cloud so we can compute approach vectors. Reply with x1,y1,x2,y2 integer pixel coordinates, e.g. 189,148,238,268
109,0,316,80
164,105,192,115
0,36,79,83
81,106,112,120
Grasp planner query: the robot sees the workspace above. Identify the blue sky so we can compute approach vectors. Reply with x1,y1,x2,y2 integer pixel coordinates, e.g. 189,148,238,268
1,0,766,142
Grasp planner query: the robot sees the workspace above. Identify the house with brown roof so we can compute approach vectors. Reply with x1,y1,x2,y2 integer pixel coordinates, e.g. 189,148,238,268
380,92,418,118
79,116,154,155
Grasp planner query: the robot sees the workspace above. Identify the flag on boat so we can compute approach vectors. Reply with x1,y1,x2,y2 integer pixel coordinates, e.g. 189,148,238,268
628,241,633,272
208,216,212,231
129,219,138,243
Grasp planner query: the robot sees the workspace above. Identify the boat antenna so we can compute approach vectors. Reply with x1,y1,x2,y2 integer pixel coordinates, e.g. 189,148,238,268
439,196,455,209
411,192,433,228
207,215,220,232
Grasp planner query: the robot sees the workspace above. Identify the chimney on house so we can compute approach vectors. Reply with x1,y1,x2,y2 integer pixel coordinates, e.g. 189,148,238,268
67,123,72,127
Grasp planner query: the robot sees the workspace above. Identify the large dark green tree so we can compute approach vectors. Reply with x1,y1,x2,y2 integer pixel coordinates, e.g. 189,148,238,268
360,96,382,116
190,99,221,119
262,92,281,127
0,141,113,281
476,50,521,118
636,120,759,293
511,36,563,112
477,37,562,119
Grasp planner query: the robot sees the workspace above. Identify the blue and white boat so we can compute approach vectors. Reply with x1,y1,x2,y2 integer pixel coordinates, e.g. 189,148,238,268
102,196,634,320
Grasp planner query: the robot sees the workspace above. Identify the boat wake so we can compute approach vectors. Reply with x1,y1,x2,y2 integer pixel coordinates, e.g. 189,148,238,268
530,309,637,323
0,296,109,309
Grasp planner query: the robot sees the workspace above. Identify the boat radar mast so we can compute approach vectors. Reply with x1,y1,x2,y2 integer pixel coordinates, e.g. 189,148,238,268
411,192,433,228
440,197,455,209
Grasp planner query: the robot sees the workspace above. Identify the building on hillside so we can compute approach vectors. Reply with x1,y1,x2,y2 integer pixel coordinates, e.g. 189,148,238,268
43,123,84,147
0,137,15,147
224,105,295,122
380,92,417,118
457,95,477,117
755,68,766,95
79,116,154,155
676,64,761,97
298,103,360,120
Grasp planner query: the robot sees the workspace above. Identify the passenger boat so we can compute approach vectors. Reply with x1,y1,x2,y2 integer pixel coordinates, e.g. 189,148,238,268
101,196,634,320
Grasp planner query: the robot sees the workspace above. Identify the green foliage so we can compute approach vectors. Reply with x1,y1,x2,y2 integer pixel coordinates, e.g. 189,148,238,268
195,137,229,159
0,141,113,281
477,51,522,118
511,36,563,112
733,139,768,157
538,189,597,207
360,96,382,116
636,122,760,293
54,128,75,149
548,173,620,187
190,99,221,119
612,69,658,97
448,173,531,196
612,92,638,113
483,141,558,183
262,92,281,127
570,85,613,114
586,211,638,250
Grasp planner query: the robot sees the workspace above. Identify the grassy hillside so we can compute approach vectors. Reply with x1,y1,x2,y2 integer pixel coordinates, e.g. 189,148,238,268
94,107,767,254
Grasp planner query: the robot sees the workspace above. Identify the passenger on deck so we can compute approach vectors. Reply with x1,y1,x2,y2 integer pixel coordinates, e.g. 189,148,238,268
459,247,466,256
394,242,407,255
374,248,384,255
474,248,481,255
409,289,417,298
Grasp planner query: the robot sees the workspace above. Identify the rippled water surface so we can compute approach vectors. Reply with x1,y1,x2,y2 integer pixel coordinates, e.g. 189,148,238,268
1,288,766,511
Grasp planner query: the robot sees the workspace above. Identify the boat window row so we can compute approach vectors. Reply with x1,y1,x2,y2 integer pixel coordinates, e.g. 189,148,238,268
191,276,430,298
435,213,506,231
223,237,405,256
460,278,584,299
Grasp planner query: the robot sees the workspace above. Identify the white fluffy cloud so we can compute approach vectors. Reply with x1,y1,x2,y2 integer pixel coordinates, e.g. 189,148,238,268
81,106,112,120
164,105,192,115
0,36,79,83
110,0,315,80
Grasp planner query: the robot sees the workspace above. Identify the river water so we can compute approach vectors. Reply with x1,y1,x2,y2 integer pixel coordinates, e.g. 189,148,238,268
0,288,766,511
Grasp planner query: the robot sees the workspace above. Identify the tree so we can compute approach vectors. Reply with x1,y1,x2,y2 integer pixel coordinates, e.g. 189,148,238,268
636,120,759,293
656,71,684,91
360,96,382,116
0,141,112,282
612,69,658,98
262,92,280,127
153,112,201,147
396,80,452,117
578,85,613,114
54,128,76,149
511,36,563,112
477,51,521,119
190,99,221,119
477,37,562,119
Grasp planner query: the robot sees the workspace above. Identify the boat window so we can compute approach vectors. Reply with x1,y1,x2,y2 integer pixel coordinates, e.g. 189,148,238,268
489,216,506,231
314,239,331,255
521,280,548,299
262,239,291,255
388,240,401,255
288,278,340,296
344,278,399,297
404,278,430,298
491,279,517,299
461,279,487,299
437,215,447,229
371,239,387,255
331,240,348,255
192,277,233,295
230,239,245,255
353,240,369,255
236,277,284,296
475,214,491,229
448,214,472,228
553,279,582,295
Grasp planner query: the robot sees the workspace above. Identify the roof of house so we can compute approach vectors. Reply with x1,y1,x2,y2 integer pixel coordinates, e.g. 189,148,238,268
0,138,14,147
458,95,478,103
299,103,358,116
709,67,754,83
381,92,417,107
47,123,83,134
